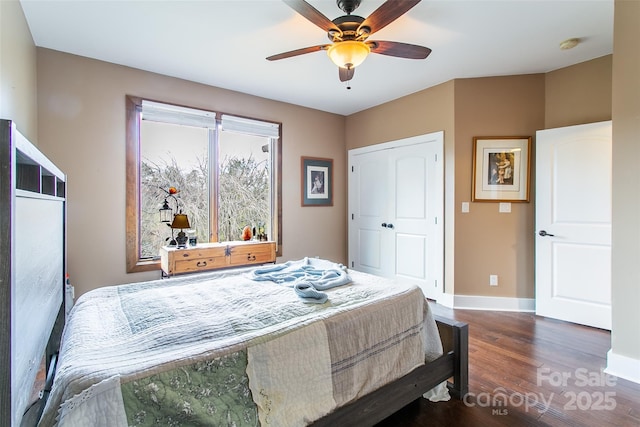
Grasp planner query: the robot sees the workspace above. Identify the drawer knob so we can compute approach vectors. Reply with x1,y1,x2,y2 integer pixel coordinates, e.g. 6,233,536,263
197,261,207,267
247,254,256,261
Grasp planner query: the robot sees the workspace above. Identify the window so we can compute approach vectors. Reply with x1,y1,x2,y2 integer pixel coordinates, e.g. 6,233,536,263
126,96,282,272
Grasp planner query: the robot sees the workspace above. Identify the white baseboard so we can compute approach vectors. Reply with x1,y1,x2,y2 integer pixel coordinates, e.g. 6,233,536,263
436,292,454,308
605,349,640,385
446,294,535,312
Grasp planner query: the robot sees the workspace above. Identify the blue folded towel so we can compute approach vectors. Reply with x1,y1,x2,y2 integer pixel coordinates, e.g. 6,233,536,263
251,258,351,304
251,257,351,290
294,281,328,304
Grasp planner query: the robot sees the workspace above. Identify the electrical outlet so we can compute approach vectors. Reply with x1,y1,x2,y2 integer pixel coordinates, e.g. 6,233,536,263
489,275,498,286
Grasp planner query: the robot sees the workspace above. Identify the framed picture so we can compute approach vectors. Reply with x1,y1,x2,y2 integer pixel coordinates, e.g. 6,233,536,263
472,136,531,202
301,156,333,206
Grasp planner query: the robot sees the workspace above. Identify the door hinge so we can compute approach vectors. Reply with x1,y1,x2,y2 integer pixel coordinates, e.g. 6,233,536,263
351,213,354,220
351,261,354,268
434,217,438,224
351,165,354,172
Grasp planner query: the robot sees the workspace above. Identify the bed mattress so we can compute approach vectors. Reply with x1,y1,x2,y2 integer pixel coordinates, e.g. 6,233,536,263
38,258,447,426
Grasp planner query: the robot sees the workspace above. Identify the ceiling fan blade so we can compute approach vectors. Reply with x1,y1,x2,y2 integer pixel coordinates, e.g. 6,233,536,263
339,66,355,82
266,44,330,61
283,0,342,34
368,40,431,59
359,0,421,35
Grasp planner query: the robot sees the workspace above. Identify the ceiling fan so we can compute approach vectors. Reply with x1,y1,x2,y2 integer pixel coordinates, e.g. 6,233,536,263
267,0,432,85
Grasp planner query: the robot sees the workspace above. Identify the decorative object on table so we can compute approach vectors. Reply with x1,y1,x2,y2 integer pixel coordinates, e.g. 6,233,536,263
242,225,253,241
472,136,531,202
159,186,180,223
301,157,333,206
159,186,191,246
171,213,191,248
256,222,268,241
187,230,197,246
159,198,173,224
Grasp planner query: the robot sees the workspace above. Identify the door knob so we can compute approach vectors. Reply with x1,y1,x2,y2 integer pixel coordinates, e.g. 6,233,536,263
538,230,555,237
386,223,394,229
381,223,387,228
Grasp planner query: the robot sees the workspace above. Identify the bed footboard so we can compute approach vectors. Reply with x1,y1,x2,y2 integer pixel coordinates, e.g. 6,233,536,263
434,315,469,399
311,316,468,426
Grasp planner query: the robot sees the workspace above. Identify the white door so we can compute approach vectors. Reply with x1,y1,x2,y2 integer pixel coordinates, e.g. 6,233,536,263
348,132,443,300
535,121,612,330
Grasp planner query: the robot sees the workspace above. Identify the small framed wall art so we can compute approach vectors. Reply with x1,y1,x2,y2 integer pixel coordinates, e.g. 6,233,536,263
301,156,333,206
472,136,531,202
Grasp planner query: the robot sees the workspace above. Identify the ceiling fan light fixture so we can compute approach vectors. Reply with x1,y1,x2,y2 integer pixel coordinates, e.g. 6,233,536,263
327,40,370,69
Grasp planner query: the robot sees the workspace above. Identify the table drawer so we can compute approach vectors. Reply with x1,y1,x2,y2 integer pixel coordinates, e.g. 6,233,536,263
229,242,276,266
175,246,227,260
174,256,227,274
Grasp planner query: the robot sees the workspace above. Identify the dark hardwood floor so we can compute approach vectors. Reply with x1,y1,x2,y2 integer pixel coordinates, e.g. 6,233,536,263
376,304,640,427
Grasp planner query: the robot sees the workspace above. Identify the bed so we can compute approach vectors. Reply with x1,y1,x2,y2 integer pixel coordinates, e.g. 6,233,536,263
37,257,467,426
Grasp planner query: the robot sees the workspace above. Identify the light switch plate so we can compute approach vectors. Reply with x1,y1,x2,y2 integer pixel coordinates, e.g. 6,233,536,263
462,202,470,213
499,202,511,213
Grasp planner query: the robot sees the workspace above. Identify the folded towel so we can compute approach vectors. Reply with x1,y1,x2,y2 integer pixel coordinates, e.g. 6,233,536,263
307,268,349,290
294,282,328,304
251,258,351,290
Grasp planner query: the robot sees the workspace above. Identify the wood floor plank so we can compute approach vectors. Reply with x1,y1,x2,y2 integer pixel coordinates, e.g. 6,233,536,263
374,303,640,427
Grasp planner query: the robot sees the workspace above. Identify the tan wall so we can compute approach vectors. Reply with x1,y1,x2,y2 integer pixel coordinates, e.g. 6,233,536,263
0,0,38,141
611,0,640,368
453,75,545,298
36,49,347,297
545,55,612,129
345,81,455,151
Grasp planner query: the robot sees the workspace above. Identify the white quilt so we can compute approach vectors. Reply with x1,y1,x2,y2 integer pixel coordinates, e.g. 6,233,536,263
39,259,447,426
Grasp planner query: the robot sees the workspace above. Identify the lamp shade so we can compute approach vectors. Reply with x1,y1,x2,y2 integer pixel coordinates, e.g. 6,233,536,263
327,41,370,69
171,213,191,229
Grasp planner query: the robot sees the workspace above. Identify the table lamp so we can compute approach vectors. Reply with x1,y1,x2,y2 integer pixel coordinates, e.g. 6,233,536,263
171,213,191,248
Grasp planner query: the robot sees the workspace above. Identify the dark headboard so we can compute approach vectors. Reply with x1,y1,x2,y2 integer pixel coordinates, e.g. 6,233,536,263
0,120,67,426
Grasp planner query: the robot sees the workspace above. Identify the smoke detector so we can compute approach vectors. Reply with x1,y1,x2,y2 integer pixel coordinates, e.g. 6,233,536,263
559,38,580,50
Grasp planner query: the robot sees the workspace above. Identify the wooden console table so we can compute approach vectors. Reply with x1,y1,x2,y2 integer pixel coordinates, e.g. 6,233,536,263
159,241,276,277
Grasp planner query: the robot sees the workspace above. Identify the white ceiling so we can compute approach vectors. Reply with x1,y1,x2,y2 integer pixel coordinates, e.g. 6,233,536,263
20,0,613,116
